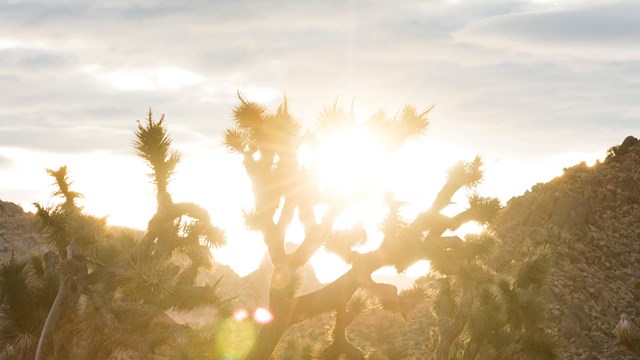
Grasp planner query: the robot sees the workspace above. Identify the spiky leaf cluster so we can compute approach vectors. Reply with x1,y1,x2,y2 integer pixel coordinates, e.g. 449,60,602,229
26,113,227,360
134,110,182,198
467,194,502,226
434,278,457,320
469,286,507,337
47,166,82,206
0,256,58,359
366,105,432,150
460,232,495,262
429,234,558,360
515,251,551,289
33,167,104,256
324,224,367,263
274,336,316,360
225,92,300,155
448,156,484,189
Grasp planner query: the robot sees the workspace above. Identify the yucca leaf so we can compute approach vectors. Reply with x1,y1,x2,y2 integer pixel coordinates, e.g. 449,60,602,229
515,251,551,289
324,224,367,262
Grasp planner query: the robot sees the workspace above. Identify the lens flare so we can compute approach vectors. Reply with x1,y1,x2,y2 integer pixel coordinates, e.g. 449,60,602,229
271,264,291,290
253,307,274,324
233,308,250,322
215,318,256,359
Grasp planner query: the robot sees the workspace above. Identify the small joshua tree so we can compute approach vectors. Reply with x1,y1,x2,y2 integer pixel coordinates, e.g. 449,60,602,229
33,111,226,359
430,233,558,360
0,253,58,359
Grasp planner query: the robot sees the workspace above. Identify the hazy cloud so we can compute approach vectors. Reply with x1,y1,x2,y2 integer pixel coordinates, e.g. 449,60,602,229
0,0,637,160
0,47,70,69
455,0,640,60
0,154,13,169
0,126,132,154
0,0,639,271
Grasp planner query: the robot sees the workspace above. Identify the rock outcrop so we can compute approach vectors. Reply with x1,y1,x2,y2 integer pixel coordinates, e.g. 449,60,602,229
496,136,640,359
0,200,47,260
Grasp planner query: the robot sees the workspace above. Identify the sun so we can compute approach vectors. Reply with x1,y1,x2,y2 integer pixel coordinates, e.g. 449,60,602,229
290,119,492,284
300,125,390,198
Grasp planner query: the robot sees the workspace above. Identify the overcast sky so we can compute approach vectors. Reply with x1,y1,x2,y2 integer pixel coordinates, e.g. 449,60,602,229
1,0,639,274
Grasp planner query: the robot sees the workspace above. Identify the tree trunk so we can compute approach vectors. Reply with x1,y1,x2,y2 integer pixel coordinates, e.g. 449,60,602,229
244,267,297,360
321,307,363,360
462,339,483,360
244,317,289,360
35,246,75,360
435,337,454,360
35,277,69,360
435,288,475,360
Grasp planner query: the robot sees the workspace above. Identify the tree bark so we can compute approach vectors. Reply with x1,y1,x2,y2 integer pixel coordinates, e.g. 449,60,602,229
35,280,68,360
435,288,475,360
435,337,454,360
321,306,363,360
244,321,288,360
35,247,74,360
462,338,483,360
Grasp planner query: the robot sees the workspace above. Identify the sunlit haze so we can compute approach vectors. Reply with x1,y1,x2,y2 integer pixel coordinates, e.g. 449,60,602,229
1,0,638,286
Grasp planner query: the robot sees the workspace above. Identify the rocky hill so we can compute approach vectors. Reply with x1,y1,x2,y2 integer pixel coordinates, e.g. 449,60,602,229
0,200,48,260
495,136,640,359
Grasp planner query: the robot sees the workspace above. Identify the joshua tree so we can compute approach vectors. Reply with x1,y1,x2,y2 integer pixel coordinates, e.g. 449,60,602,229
21,98,557,359
33,111,226,359
614,313,640,356
33,165,107,359
430,233,557,360
0,254,58,359
224,94,502,359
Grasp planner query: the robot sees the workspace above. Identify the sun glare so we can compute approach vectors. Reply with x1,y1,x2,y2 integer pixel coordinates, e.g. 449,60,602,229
310,127,389,196
310,249,352,283
405,260,431,278
5,113,506,289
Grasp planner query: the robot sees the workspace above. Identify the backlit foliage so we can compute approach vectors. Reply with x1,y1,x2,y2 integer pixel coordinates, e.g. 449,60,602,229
222,94,555,360
31,113,226,359
0,97,558,360
0,255,57,359
429,234,558,360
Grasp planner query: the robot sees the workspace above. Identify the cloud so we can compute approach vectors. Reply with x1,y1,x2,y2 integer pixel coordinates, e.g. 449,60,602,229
82,65,206,91
0,0,637,163
455,0,640,60
0,126,132,154
0,154,13,169
0,46,72,74
0,124,217,155
2,0,640,274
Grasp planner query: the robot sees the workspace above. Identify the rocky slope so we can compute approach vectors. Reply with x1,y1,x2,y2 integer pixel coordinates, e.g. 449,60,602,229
0,200,48,260
495,136,640,359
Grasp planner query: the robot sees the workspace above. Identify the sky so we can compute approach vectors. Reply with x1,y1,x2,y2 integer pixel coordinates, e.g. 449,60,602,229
1,0,639,280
